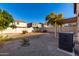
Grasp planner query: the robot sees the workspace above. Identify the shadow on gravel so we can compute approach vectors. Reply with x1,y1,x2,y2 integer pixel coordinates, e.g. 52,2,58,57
74,48,79,56
74,42,79,56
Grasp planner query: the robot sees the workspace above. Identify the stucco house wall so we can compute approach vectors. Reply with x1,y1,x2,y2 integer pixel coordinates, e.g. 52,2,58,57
14,22,27,27
27,23,42,28
0,20,34,34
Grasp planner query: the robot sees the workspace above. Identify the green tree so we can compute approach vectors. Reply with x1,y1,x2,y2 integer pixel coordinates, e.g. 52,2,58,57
10,24,17,29
46,12,64,38
0,8,14,31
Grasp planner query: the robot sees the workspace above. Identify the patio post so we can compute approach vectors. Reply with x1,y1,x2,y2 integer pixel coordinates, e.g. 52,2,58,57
77,12,79,42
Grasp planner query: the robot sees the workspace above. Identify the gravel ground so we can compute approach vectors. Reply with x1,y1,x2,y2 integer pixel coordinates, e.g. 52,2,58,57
0,33,71,56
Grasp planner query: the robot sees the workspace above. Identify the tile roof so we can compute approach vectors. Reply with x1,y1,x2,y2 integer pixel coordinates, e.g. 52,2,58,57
14,20,25,23
61,17,77,24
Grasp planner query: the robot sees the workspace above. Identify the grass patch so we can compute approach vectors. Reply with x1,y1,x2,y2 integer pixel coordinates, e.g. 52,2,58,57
0,34,12,42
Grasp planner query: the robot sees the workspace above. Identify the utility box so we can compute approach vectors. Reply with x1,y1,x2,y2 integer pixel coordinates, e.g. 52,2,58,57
59,32,74,53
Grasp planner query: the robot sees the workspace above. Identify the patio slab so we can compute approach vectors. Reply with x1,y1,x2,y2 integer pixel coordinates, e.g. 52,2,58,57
0,33,70,56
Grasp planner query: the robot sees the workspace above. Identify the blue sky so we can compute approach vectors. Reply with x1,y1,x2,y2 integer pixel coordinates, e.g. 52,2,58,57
0,3,74,23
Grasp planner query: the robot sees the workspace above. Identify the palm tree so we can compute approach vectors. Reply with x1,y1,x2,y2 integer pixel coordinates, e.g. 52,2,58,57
56,13,64,32
46,12,64,38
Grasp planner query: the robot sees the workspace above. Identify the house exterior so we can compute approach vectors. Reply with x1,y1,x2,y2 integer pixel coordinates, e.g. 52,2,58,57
0,20,34,34
62,17,77,27
60,17,77,32
45,17,77,32
10,20,27,28
27,23,42,28
61,3,79,32
43,23,49,28
59,3,79,32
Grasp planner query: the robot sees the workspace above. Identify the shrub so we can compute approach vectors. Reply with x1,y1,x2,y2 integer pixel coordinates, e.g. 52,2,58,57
21,38,30,47
10,25,17,29
42,30,47,33
22,30,28,34
0,34,11,41
0,34,10,48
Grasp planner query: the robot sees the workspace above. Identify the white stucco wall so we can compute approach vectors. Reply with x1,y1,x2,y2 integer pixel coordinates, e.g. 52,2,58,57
37,24,42,28
44,25,48,28
14,22,27,27
26,27,34,32
0,27,34,34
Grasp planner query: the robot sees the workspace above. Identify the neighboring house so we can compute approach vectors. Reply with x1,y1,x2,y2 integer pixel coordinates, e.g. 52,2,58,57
10,20,27,28
27,23,42,28
0,20,34,34
43,23,49,28
13,20,27,28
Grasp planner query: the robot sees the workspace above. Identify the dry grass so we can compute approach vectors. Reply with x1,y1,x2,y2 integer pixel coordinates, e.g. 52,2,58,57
7,33,44,38
0,33,45,42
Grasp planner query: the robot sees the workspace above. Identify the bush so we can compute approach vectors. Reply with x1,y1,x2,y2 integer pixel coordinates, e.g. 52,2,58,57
0,35,7,41
0,34,11,48
33,27,42,33
21,38,30,47
0,34,11,41
42,30,47,33
22,30,27,34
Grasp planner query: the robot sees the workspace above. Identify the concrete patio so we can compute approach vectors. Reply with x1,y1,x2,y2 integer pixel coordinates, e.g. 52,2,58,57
0,33,72,56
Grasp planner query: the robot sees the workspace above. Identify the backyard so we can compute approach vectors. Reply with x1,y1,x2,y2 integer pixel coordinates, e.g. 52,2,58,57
0,32,72,56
